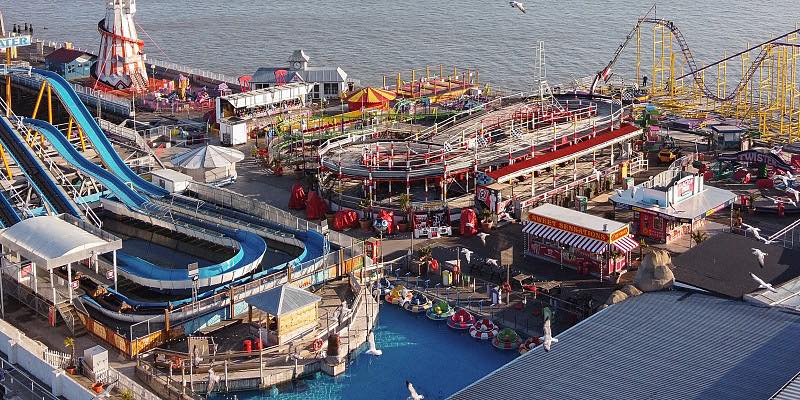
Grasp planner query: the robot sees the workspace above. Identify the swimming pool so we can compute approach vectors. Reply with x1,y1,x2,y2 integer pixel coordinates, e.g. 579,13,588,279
211,303,518,400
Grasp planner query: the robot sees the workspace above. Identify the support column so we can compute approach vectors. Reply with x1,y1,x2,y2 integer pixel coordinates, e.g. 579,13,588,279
31,262,37,294
50,269,56,305
67,263,73,300
530,171,536,197
113,250,118,291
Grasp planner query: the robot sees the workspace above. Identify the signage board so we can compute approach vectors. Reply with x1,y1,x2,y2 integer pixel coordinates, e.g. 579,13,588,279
0,35,31,50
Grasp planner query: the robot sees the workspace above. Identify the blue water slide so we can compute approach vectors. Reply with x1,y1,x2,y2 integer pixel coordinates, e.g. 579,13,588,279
0,117,81,217
28,68,169,198
24,118,150,209
0,191,20,228
113,222,267,286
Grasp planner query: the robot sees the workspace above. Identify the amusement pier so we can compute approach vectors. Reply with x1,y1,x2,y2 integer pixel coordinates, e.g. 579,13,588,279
0,2,798,400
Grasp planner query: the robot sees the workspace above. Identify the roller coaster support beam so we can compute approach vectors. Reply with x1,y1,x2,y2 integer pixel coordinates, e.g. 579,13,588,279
674,27,800,80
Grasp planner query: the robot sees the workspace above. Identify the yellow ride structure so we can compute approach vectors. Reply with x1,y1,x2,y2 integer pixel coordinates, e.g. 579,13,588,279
638,19,800,143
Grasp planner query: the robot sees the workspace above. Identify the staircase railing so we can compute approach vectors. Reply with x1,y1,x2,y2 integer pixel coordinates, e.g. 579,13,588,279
0,96,103,228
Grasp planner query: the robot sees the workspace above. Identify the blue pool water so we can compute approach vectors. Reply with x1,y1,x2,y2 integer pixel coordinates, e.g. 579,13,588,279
212,304,517,400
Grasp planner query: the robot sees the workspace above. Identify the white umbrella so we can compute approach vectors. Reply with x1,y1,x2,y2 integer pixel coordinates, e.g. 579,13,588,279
171,145,245,169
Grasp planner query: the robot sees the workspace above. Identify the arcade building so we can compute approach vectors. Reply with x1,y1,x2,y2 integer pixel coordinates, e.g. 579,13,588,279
610,169,736,244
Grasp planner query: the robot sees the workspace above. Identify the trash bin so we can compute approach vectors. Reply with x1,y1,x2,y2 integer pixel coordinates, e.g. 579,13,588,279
442,270,452,287
575,196,588,212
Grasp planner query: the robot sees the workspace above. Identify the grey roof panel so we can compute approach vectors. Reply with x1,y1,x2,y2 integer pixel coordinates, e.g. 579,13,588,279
246,284,321,316
449,291,800,400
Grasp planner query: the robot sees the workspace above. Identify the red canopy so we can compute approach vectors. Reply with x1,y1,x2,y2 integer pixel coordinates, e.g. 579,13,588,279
377,209,394,235
333,209,359,231
460,208,478,236
305,191,327,220
288,183,306,210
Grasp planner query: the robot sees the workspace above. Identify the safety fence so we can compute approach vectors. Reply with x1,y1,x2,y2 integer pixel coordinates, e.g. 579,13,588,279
186,182,358,248
8,71,132,116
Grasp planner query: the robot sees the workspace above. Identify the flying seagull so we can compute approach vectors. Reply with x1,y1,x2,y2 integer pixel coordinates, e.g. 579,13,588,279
750,272,777,293
741,223,763,240
477,232,489,245
752,248,767,268
786,187,800,203
461,248,473,264
365,331,382,356
406,380,424,400
540,319,559,352
486,258,499,267
206,367,220,394
509,1,526,13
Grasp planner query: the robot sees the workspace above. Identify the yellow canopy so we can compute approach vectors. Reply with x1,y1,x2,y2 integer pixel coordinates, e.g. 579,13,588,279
346,87,397,107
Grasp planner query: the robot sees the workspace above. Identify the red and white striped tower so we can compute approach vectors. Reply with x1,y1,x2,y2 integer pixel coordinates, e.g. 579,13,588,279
95,0,148,91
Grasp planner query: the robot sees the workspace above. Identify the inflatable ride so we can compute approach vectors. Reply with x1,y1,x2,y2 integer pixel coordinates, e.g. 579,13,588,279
447,308,477,330
425,300,456,320
371,277,394,298
518,336,542,354
492,328,522,350
469,318,499,340
403,291,433,313
385,285,413,305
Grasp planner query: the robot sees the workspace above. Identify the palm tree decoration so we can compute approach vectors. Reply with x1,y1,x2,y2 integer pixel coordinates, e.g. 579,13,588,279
691,231,708,245
64,337,76,368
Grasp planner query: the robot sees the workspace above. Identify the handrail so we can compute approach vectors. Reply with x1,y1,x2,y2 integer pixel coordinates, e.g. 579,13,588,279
0,96,102,227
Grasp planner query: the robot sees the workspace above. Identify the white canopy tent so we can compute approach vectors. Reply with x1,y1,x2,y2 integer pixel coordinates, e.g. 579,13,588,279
171,145,245,184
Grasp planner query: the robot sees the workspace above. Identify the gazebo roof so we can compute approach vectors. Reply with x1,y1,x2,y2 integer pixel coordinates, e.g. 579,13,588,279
171,145,245,170
346,87,397,104
246,284,321,316
0,215,122,269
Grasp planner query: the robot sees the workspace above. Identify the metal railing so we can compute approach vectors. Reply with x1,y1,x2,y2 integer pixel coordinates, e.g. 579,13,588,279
187,182,357,248
7,72,132,116
98,119,165,168
0,355,61,400
128,239,364,341
147,58,240,87
10,117,103,228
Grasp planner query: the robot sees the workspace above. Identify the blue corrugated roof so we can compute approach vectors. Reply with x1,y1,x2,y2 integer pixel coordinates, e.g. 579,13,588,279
450,291,800,400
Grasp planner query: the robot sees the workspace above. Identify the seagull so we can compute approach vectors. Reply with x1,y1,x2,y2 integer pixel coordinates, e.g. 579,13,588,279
752,248,767,268
613,189,624,196
750,272,778,293
762,238,778,245
509,1,526,13
365,331,382,356
741,223,761,237
465,222,475,229
477,232,489,245
486,258,499,267
206,367,221,394
406,380,424,400
786,187,800,203
775,174,794,187
501,213,516,223
539,319,559,352
92,382,117,399
461,248,473,264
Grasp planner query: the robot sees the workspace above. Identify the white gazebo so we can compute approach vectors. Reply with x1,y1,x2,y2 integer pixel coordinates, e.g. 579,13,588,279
171,145,245,184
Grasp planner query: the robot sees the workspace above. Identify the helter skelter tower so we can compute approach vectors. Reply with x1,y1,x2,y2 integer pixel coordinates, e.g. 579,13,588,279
95,0,148,91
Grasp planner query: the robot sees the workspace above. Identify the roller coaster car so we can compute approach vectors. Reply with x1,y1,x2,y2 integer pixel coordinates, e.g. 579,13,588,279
657,145,680,163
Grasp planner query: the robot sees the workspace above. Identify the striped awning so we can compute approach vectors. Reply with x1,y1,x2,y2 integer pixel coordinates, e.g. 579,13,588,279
612,235,640,253
522,222,607,254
